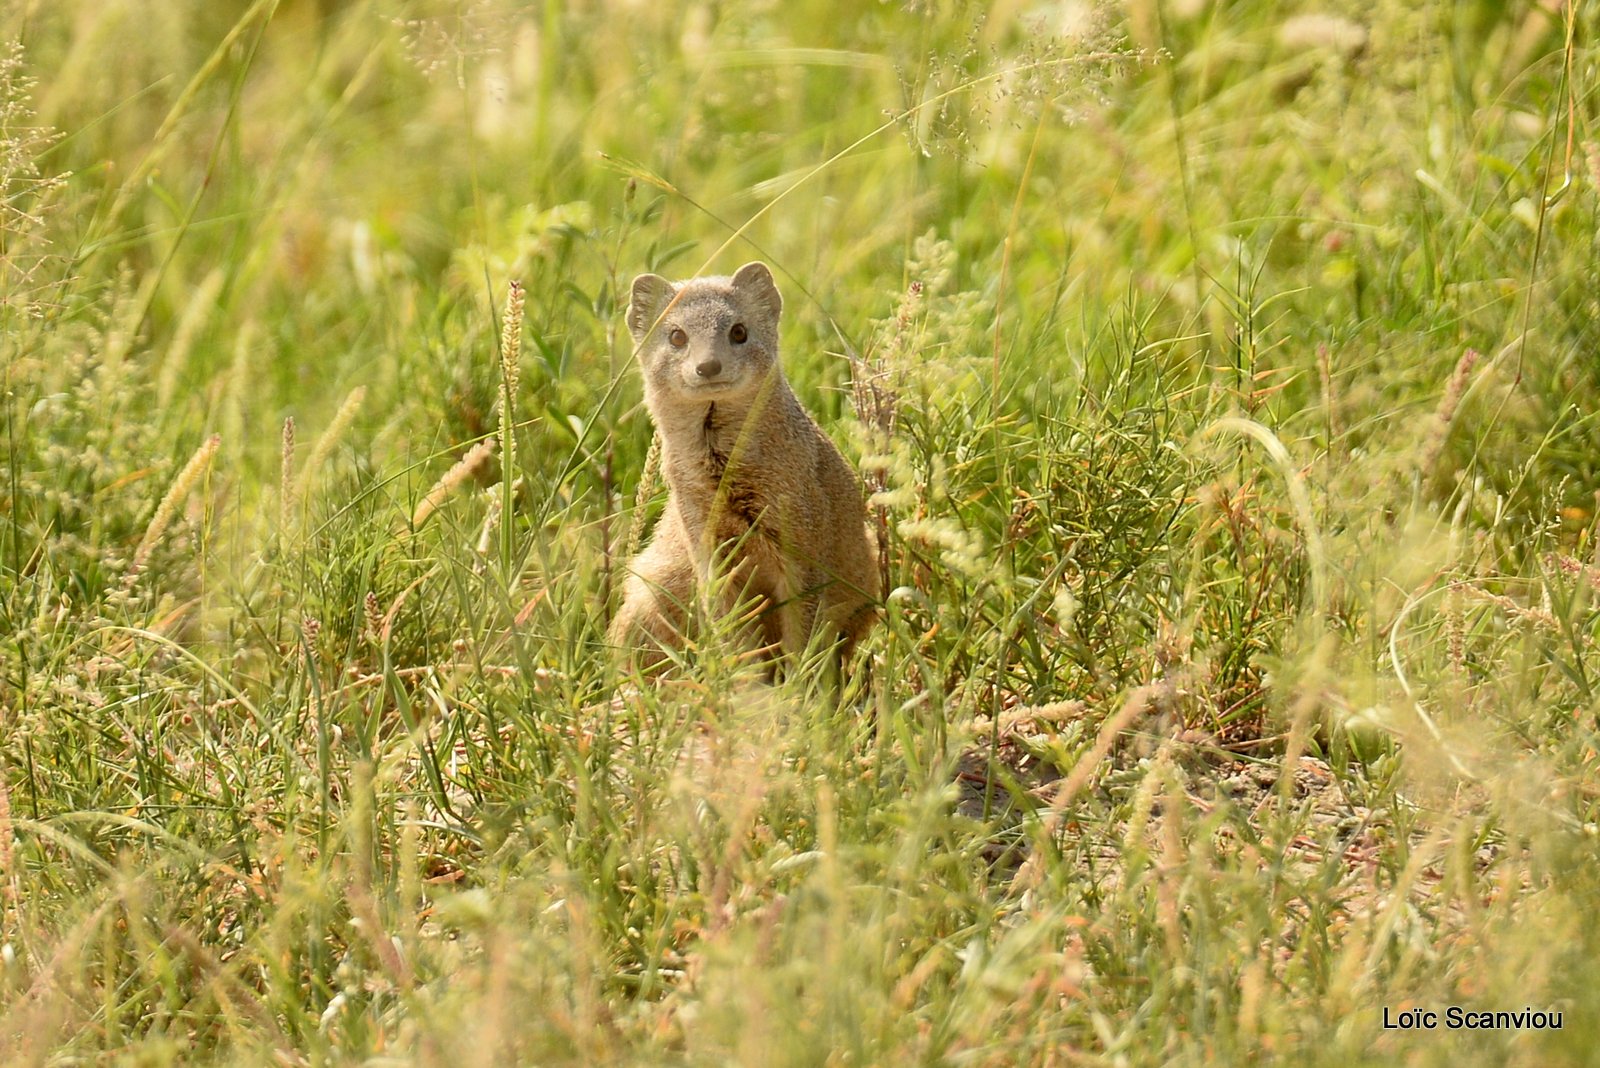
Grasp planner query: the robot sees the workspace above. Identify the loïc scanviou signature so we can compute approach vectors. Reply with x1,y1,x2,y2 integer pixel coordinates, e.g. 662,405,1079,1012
1382,1006,1564,1031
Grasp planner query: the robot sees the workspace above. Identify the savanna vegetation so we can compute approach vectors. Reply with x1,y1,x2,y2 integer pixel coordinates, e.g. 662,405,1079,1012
3,0,1600,1064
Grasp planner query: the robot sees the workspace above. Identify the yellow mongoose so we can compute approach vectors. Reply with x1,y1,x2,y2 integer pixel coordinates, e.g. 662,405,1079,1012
610,261,879,668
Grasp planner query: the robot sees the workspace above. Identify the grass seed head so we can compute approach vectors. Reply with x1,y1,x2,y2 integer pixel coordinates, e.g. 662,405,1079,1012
126,433,220,586
412,437,498,529
298,385,368,496
498,280,524,467
280,415,296,533
1419,348,1479,476
363,591,383,646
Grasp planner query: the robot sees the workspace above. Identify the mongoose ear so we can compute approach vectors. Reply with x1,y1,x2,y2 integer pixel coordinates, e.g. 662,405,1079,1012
628,273,675,339
731,261,782,320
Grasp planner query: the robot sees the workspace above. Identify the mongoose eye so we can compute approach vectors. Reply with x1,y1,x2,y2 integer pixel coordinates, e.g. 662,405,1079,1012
668,328,688,348
729,323,748,344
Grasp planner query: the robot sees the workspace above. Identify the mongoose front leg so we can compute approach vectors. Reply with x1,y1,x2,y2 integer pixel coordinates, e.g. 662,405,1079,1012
787,589,820,660
610,519,696,668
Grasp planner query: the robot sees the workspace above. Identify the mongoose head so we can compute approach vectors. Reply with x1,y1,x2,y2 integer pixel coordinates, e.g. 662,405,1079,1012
627,261,783,405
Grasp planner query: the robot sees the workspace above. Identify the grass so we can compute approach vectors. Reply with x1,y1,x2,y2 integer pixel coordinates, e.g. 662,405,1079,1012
3,0,1600,1064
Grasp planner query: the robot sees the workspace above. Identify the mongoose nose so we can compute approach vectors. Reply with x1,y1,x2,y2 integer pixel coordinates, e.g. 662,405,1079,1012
695,358,723,379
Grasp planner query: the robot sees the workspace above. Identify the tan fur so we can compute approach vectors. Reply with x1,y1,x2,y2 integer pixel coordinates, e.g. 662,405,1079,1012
609,261,879,668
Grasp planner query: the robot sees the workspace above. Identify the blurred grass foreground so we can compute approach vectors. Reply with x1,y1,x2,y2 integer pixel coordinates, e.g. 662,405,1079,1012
4,0,1600,1064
